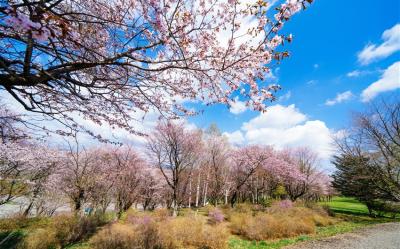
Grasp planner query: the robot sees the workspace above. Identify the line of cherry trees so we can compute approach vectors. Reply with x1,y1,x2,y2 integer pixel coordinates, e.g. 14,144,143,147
0,106,333,217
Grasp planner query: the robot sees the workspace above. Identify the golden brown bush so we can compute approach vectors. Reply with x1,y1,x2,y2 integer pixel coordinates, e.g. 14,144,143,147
153,208,171,221
229,212,251,235
229,207,333,240
90,215,228,249
158,216,228,249
201,224,230,249
18,228,59,249
234,203,253,214
90,223,138,249
52,214,103,247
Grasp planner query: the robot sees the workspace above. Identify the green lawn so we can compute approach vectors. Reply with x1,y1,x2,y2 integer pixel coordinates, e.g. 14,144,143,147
319,196,370,216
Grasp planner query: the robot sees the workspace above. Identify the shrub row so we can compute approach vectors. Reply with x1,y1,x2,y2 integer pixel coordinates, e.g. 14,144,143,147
229,205,335,240
19,214,108,249
90,215,229,249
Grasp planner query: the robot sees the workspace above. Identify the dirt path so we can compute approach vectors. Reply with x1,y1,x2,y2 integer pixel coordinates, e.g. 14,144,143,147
284,223,400,249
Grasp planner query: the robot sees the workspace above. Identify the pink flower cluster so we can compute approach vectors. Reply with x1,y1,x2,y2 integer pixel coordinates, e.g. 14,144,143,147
5,12,50,41
277,200,294,209
128,215,153,226
208,208,225,223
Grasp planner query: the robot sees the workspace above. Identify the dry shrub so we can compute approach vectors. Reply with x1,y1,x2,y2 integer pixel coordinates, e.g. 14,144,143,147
229,212,251,236
0,215,49,231
158,217,204,248
90,223,137,249
285,207,335,227
18,214,106,249
125,208,171,224
136,220,161,249
153,208,171,221
91,215,229,249
52,214,105,247
230,207,334,240
221,208,234,222
234,203,253,214
201,224,229,249
230,212,315,240
208,208,224,224
322,204,336,217
18,228,59,249
158,216,228,249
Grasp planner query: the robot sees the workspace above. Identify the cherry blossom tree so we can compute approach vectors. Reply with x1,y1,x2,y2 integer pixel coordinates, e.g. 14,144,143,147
110,145,147,217
0,0,312,138
54,136,104,213
0,141,61,215
139,167,165,211
202,124,231,206
280,147,316,201
86,147,115,214
147,121,202,216
229,145,274,207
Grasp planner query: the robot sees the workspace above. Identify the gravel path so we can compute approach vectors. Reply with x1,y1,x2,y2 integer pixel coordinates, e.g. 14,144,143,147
284,223,400,249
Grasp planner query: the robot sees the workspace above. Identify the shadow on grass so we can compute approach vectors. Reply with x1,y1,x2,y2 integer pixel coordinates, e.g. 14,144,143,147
0,230,24,249
329,208,369,216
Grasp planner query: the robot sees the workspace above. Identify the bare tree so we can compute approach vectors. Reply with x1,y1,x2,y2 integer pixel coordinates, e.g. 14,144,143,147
335,96,400,201
147,121,202,216
203,124,230,206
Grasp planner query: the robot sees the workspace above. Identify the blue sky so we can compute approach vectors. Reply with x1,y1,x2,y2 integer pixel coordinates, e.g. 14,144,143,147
184,0,400,166
2,0,398,169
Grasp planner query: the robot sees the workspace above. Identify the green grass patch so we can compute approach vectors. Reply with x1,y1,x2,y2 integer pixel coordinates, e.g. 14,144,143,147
229,235,310,249
320,197,370,216
0,230,25,249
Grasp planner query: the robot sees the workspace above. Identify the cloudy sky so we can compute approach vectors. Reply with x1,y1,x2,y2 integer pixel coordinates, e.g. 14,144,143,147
187,0,400,169
3,0,399,171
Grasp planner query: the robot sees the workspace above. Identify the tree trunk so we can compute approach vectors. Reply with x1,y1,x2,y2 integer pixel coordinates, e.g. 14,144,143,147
188,175,192,208
195,172,201,207
203,170,209,206
23,201,34,217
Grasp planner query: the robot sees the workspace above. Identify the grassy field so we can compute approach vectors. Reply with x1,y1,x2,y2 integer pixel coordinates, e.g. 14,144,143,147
319,196,370,216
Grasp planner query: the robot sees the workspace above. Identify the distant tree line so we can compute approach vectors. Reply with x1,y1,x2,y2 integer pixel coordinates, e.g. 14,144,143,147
0,104,333,217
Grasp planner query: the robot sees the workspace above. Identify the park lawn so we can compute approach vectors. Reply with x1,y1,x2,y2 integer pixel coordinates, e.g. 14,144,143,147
319,196,370,216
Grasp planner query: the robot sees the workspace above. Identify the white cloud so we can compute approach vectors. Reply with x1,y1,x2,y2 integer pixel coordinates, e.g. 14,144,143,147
223,130,245,146
243,104,306,130
229,97,248,115
0,91,177,148
278,91,291,102
347,70,362,77
224,105,335,160
325,91,354,106
361,61,400,102
346,69,378,78
358,23,400,65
